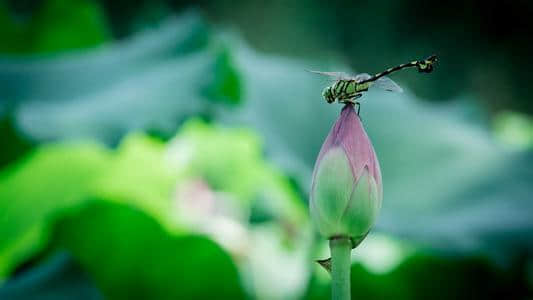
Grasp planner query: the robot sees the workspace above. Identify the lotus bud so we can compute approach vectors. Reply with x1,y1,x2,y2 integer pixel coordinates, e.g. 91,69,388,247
310,104,382,246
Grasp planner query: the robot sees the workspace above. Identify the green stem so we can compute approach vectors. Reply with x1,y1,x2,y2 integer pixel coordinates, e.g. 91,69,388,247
330,237,351,300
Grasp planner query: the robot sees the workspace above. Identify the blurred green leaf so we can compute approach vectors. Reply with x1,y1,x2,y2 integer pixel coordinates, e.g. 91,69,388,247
53,201,246,300
0,11,209,107
493,111,533,150
170,119,269,206
0,143,111,278
384,253,527,300
0,253,103,300
14,50,211,143
165,119,312,298
0,133,177,280
0,3,26,53
0,116,34,168
304,252,528,300
3,12,245,144
168,119,306,225
92,133,178,220
27,0,110,54
0,0,110,54
0,120,307,288
99,0,172,38
245,224,312,300
201,44,242,105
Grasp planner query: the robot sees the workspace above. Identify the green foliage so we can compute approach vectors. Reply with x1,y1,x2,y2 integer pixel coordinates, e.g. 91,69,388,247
4,11,236,144
0,120,306,298
92,134,178,220
28,0,110,53
53,201,246,300
202,45,243,105
0,4,26,53
0,117,33,168
493,111,533,149
172,119,268,205
170,119,306,225
0,253,103,300
0,133,177,279
305,253,528,300
0,0,109,54
0,143,111,278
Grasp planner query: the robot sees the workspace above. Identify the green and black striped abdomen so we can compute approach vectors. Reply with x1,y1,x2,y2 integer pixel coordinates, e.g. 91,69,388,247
363,62,418,83
359,55,437,84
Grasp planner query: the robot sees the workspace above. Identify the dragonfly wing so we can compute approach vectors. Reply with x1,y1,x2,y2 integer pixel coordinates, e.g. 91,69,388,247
372,76,403,93
307,70,356,81
354,73,372,82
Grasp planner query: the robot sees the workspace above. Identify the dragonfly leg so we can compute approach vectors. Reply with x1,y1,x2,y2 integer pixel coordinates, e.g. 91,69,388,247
341,98,354,104
341,93,362,105
348,94,362,115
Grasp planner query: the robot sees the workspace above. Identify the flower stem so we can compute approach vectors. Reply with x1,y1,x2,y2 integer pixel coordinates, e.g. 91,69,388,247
330,237,351,300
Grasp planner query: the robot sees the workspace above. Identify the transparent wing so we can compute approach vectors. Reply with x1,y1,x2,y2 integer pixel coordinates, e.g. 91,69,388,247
372,76,403,93
307,70,356,81
354,73,372,82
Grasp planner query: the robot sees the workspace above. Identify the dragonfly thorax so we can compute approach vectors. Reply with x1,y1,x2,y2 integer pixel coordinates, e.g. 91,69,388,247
324,80,367,104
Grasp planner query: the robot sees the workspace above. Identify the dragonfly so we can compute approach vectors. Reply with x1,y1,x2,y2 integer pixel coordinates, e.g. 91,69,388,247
309,54,437,114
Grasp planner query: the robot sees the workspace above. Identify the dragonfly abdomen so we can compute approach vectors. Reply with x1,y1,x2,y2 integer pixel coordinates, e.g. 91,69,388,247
367,62,418,82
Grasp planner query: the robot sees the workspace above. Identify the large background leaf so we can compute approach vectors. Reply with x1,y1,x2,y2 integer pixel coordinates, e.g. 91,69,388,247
52,201,246,300
0,253,103,300
0,143,110,278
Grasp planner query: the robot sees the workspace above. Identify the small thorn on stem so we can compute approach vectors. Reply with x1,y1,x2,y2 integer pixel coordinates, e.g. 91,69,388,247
316,257,332,273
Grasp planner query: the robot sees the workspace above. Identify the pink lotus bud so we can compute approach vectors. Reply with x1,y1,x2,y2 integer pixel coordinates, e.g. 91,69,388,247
310,104,382,243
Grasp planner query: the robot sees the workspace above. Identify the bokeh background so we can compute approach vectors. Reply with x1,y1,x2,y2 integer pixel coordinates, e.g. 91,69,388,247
1,0,533,299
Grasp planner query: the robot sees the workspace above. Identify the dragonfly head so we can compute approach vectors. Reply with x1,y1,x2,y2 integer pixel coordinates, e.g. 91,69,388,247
323,86,336,103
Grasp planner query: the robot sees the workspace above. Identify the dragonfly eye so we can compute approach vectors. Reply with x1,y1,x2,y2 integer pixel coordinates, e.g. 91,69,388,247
323,87,335,103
